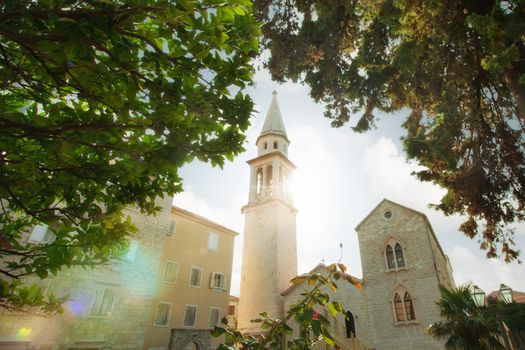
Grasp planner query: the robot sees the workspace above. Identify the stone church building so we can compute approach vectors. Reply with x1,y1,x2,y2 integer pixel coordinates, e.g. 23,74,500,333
238,92,455,349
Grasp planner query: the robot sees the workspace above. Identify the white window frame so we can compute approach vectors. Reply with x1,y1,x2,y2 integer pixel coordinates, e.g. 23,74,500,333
210,272,226,291
189,266,203,288
153,302,172,327
208,307,221,328
163,260,179,284
166,219,177,238
88,282,119,318
207,232,219,252
183,304,198,327
124,239,139,262
28,224,56,244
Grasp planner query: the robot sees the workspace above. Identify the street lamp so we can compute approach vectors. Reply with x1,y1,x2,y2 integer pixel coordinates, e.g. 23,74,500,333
471,285,485,307
499,284,513,304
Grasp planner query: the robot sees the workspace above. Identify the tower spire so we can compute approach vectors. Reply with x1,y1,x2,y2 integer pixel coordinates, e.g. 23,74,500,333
259,90,287,139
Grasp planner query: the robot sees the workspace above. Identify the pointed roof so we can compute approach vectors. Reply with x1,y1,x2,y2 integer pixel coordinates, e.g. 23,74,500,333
259,91,288,139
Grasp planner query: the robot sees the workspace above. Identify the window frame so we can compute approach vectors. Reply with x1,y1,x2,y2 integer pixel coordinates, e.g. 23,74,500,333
210,272,226,291
208,307,221,329
163,260,180,284
124,239,139,262
153,302,172,327
28,224,56,244
183,304,198,327
87,282,119,318
207,232,219,252
382,237,408,271
189,266,203,288
391,285,418,325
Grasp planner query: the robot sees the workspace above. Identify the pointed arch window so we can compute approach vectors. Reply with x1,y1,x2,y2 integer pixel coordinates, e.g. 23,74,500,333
383,238,407,271
386,245,395,269
394,293,404,321
395,243,405,267
392,286,417,324
404,292,415,320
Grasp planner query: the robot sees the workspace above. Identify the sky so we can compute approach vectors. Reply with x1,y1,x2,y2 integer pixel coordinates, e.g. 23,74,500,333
173,66,525,298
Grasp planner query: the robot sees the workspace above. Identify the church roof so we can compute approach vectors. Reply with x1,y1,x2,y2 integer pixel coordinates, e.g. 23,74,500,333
259,91,288,139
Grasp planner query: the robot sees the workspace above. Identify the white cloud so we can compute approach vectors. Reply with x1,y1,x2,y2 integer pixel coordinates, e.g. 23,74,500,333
363,137,445,208
449,245,525,293
172,188,243,233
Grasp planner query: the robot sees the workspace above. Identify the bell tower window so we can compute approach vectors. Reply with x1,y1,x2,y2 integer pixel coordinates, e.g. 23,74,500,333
256,168,263,198
273,141,278,149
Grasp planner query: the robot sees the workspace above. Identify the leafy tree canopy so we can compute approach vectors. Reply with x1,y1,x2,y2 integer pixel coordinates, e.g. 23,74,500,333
0,0,259,313
255,0,525,261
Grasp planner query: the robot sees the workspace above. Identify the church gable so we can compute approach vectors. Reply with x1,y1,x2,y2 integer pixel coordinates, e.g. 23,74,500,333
355,198,427,233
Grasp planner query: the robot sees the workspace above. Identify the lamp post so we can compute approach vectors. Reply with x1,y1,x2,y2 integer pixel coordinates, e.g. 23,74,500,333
471,285,485,307
500,284,513,304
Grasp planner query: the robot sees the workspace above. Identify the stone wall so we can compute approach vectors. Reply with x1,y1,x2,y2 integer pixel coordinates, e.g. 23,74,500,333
0,195,173,350
356,199,446,350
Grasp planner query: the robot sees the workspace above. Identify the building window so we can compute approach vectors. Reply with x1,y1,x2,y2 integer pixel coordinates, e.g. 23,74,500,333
384,238,407,270
404,292,415,320
89,283,118,317
273,141,278,149
164,261,179,283
208,232,219,252
124,239,139,262
183,305,198,327
345,310,356,338
154,302,172,327
228,304,236,316
386,245,395,269
208,307,220,328
28,224,55,244
210,272,226,290
189,266,203,287
166,219,176,237
394,293,405,321
395,243,405,267
392,286,417,323
264,142,268,150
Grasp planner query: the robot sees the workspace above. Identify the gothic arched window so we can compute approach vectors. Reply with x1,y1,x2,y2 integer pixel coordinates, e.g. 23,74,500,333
394,293,404,321
392,286,417,324
383,238,407,270
395,243,405,267
404,292,415,320
386,245,395,269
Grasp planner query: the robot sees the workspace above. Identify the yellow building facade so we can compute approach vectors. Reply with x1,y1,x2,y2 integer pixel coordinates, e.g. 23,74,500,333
144,206,237,350
0,201,237,350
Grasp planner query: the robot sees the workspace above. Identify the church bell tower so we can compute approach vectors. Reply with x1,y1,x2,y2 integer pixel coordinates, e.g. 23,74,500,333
238,91,298,333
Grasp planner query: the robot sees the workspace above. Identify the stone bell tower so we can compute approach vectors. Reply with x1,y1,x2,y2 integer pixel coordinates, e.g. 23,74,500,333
238,91,298,333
